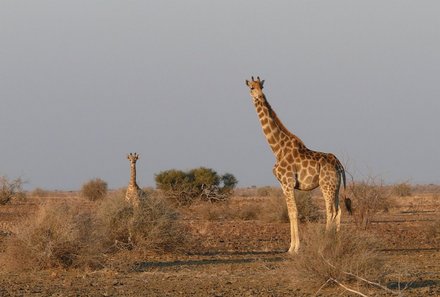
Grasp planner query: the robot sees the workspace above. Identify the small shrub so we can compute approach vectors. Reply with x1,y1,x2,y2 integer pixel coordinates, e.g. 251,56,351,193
293,224,388,290
0,176,25,205
295,191,321,223
392,182,412,197
348,177,390,229
31,187,50,198
221,173,238,193
81,178,108,201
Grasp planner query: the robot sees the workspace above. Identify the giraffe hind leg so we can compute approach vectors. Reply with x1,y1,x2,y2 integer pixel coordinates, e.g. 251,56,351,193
321,186,340,232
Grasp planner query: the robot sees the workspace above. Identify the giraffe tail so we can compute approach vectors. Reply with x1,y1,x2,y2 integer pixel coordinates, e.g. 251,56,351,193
337,160,353,215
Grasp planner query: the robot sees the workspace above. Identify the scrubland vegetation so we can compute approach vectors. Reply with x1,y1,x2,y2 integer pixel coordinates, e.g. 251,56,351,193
0,175,439,296
0,188,186,271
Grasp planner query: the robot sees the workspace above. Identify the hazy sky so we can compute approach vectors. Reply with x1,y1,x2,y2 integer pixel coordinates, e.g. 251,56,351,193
1,1,439,190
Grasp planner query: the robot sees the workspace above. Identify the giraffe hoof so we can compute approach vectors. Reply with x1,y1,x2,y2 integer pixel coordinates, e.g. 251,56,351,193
287,247,299,254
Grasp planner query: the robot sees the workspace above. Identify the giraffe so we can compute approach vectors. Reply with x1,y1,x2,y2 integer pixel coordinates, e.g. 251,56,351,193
126,152,144,208
245,76,347,254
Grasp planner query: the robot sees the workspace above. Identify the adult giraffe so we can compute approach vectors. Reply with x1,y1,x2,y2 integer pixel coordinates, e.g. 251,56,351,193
245,76,348,253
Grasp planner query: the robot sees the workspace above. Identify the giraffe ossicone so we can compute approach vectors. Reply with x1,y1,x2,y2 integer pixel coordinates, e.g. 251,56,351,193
245,77,348,254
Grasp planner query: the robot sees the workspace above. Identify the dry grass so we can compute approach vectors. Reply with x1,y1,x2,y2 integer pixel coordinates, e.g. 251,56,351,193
96,190,187,254
191,200,262,221
292,223,388,291
0,199,102,271
0,190,189,271
192,190,319,223
427,219,440,245
31,187,51,198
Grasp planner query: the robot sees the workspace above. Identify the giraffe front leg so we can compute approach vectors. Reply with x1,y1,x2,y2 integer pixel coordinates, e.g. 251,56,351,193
273,164,300,253
279,180,300,254
285,188,300,254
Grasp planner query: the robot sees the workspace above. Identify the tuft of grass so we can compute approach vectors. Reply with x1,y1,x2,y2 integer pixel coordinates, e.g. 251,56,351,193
292,224,388,290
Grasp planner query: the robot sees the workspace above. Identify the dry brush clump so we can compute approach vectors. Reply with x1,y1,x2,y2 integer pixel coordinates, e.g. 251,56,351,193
81,178,108,201
292,224,390,294
1,190,189,271
0,176,25,205
392,182,412,197
96,190,187,254
0,200,101,271
348,177,391,229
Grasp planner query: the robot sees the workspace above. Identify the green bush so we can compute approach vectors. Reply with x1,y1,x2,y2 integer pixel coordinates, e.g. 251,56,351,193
220,173,238,193
81,178,108,201
155,167,238,205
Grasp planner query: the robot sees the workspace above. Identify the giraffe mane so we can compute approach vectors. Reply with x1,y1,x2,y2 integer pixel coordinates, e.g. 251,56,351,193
262,94,306,147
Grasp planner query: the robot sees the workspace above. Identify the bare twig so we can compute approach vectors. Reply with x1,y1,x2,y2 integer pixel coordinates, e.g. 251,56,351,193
320,254,400,295
314,278,333,296
330,278,369,297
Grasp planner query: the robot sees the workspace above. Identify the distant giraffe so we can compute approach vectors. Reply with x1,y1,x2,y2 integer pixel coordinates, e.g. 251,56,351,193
126,152,144,207
245,77,349,253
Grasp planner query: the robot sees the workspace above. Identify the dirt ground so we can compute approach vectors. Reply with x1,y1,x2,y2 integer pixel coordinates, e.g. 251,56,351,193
0,191,439,296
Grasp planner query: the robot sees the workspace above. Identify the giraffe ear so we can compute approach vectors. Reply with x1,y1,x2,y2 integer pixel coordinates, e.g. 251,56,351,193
260,80,265,88
245,80,250,86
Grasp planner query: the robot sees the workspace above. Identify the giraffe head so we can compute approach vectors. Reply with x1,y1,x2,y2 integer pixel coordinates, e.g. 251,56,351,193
127,152,139,163
245,76,265,100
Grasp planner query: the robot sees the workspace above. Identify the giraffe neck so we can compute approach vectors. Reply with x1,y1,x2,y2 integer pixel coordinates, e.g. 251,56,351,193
129,163,139,188
253,94,305,158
